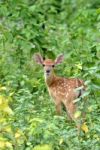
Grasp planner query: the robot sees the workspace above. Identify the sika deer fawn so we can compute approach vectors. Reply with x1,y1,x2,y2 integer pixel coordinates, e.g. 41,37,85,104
34,53,86,130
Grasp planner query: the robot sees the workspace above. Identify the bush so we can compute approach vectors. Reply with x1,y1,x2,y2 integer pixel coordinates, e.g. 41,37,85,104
0,0,100,149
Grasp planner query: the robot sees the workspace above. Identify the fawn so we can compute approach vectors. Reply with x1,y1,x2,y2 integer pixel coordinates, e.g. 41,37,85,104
34,53,86,129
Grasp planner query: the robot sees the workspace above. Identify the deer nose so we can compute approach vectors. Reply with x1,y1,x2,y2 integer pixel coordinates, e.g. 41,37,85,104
46,70,50,73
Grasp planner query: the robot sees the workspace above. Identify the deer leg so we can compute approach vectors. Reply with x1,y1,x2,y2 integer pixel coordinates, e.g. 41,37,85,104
66,103,82,130
67,111,72,121
65,103,76,120
55,103,61,115
62,102,71,120
70,104,84,133
65,106,72,121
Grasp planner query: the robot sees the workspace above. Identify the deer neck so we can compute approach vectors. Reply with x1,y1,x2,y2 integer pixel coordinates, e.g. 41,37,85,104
45,72,56,87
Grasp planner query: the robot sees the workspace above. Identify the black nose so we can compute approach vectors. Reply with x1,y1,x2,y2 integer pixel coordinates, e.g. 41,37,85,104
46,70,50,73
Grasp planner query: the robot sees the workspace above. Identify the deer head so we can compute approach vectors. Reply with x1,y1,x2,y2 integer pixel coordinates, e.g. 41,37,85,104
34,53,64,79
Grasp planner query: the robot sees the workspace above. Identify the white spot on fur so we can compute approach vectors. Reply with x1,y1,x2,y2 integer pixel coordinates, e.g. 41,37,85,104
66,93,68,98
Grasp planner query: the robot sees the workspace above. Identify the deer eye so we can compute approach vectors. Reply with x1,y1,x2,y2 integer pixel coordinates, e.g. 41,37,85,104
52,65,55,68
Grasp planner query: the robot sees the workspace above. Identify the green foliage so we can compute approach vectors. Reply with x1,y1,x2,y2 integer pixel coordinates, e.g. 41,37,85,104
0,0,100,149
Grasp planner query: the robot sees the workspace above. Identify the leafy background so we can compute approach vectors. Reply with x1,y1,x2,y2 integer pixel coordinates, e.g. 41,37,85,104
0,0,100,149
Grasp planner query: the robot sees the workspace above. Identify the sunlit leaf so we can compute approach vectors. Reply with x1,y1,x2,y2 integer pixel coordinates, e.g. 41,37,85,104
0,95,13,115
5,141,12,148
81,123,89,133
9,92,15,97
32,144,53,150
4,126,12,133
59,138,64,145
74,111,81,119
88,106,93,112
0,86,7,91
15,132,21,138
0,141,5,148
3,106,14,115
0,98,3,105
75,63,82,70
0,117,6,123
15,130,23,139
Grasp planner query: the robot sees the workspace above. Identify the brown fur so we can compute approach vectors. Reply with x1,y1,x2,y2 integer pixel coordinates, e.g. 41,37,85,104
34,54,86,130
47,76,85,119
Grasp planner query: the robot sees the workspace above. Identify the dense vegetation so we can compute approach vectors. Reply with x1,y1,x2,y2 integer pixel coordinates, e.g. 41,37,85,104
0,0,100,149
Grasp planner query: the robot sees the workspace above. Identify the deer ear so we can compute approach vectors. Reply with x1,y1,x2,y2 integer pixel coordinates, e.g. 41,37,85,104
34,53,43,65
54,54,64,65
